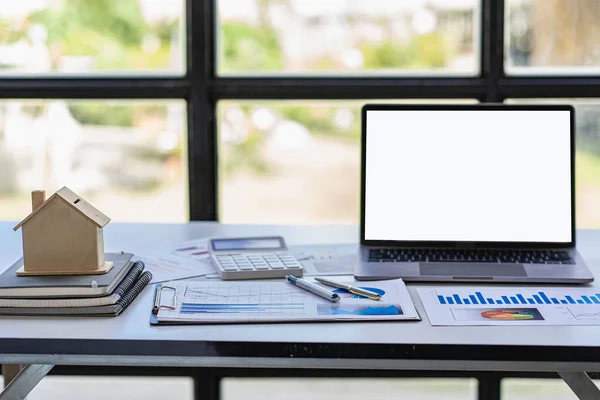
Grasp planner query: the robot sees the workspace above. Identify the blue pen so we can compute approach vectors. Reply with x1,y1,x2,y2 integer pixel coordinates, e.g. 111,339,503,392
285,275,340,303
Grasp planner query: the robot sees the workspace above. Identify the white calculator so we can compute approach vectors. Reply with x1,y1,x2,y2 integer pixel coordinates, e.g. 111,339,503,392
208,236,304,280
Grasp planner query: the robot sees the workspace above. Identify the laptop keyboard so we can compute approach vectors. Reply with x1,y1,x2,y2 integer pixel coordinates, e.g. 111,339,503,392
368,248,575,264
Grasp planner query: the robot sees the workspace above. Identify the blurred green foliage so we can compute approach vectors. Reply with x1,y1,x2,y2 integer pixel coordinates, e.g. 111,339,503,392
362,33,448,69
13,0,177,127
276,105,360,141
220,22,283,73
68,104,167,127
220,126,270,176
29,0,177,70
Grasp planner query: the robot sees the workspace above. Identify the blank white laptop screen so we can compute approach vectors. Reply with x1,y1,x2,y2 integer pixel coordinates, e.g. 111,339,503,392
364,109,572,243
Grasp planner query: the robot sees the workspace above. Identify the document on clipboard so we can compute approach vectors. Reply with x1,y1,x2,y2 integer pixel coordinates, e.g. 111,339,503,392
150,278,419,325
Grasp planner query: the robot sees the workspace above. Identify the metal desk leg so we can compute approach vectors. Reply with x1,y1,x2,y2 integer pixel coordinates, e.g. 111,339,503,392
0,364,54,400
558,372,600,400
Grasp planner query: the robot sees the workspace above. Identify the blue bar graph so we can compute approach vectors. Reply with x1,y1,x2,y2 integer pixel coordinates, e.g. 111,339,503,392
539,292,551,304
435,290,600,306
476,292,486,304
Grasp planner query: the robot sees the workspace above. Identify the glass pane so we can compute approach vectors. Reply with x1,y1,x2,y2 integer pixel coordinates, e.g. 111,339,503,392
27,376,193,400
0,100,188,222
502,378,600,400
0,0,184,75
218,99,477,224
506,0,600,74
222,378,477,400
505,99,600,228
217,0,479,76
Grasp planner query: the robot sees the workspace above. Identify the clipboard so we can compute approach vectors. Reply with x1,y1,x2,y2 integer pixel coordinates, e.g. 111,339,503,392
150,284,178,325
149,279,420,325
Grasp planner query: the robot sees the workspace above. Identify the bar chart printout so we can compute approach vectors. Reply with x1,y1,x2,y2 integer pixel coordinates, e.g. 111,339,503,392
436,290,600,306
416,286,600,326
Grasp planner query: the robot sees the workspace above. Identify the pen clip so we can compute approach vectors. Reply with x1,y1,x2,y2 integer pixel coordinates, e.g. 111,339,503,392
152,285,177,314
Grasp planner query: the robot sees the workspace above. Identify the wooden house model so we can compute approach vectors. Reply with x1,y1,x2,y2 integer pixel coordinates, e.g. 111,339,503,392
13,187,113,276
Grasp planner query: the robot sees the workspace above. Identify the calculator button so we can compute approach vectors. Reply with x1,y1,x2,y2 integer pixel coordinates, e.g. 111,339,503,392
269,263,285,269
254,264,269,270
238,264,254,271
222,265,239,271
284,262,300,268
220,262,236,267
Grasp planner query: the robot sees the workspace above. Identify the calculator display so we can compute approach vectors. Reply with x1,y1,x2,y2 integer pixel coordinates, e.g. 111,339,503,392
211,237,285,251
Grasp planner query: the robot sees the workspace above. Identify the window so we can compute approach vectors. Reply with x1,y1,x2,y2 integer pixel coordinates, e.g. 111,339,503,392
216,0,480,76
222,378,477,400
506,0,600,74
0,0,185,75
506,99,600,228
0,100,187,222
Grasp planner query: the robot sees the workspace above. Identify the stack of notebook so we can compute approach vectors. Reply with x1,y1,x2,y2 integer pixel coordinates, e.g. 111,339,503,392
0,253,152,316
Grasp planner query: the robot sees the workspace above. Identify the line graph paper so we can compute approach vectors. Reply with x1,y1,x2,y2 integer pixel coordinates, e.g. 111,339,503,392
158,281,310,322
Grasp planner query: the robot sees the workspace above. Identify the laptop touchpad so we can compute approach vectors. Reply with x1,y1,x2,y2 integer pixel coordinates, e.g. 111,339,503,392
419,263,527,277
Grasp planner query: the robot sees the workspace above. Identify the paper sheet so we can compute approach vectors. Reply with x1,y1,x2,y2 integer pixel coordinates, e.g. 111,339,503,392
156,278,419,323
289,243,358,276
171,238,209,260
135,238,214,283
418,286,600,326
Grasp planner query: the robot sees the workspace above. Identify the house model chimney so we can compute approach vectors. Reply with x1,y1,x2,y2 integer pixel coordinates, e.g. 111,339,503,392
31,190,46,211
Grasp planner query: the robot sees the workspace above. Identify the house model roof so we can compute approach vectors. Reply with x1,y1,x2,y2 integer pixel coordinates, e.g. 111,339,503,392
13,187,110,231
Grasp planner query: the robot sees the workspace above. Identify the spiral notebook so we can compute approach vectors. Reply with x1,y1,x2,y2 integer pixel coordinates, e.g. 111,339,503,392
0,263,152,317
0,252,134,298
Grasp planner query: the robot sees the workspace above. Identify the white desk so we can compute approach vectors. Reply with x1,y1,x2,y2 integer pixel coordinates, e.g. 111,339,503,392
1,222,600,399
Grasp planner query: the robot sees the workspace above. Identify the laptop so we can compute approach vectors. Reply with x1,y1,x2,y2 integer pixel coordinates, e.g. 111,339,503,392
355,104,594,283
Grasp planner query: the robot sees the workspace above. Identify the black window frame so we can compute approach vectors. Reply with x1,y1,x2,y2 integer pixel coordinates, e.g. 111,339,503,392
1,0,599,221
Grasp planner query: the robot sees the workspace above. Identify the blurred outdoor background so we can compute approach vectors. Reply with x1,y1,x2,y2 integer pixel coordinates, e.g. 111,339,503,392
3,0,600,228
2,0,600,399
